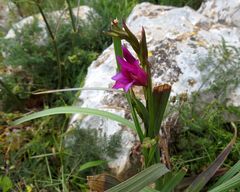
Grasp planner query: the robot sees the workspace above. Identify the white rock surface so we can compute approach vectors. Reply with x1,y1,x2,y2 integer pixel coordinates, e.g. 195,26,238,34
5,5,94,39
199,0,240,27
73,0,240,177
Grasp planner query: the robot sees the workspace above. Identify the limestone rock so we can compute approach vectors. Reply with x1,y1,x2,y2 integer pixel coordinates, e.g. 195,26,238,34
5,5,94,39
72,1,240,177
199,0,240,27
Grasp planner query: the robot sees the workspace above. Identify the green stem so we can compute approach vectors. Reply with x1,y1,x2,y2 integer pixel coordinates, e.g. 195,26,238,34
44,151,53,184
66,0,76,32
36,3,62,88
146,61,154,138
126,93,144,142
113,37,122,71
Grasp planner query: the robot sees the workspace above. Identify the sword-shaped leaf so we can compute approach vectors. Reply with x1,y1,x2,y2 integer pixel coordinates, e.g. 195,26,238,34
106,163,169,192
12,106,135,131
152,84,171,135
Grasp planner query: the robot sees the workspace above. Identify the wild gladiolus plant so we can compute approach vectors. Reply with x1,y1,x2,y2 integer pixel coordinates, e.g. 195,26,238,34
107,20,171,169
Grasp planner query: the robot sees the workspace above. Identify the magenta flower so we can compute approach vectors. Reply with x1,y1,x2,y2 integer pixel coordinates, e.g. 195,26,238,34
112,46,148,92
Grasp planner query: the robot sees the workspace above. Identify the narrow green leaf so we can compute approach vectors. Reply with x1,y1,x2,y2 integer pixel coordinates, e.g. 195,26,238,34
66,0,76,32
209,172,240,192
12,106,135,131
211,160,240,188
160,169,187,192
106,163,169,192
132,96,149,129
104,31,120,38
140,186,160,192
185,124,237,192
79,160,106,172
113,36,123,71
32,87,123,95
152,84,171,135
30,153,58,159
146,143,158,167
111,28,128,38
126,94,144,142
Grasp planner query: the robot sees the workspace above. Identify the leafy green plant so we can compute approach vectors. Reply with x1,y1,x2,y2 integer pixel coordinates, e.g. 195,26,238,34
0,176,13,192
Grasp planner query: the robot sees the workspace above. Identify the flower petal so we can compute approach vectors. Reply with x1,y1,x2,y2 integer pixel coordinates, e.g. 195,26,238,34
112,82,124,89
112,46,148,91
124,81,134,92
117,56,138,74
134,66,148,85
122,45,138,64
112,72,124,81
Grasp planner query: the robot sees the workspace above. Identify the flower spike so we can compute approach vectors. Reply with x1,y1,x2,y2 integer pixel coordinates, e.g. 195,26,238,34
112,46,148,92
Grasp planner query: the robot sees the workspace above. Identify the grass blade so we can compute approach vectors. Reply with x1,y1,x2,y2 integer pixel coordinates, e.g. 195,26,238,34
160,168,187,192
211,160,240,188
152,84,171,135
79,160,106,172
140,186,159,192
106,163,169,192
132,96,149,129
209,172,240,192
32,87,123,95
12,106,135,131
